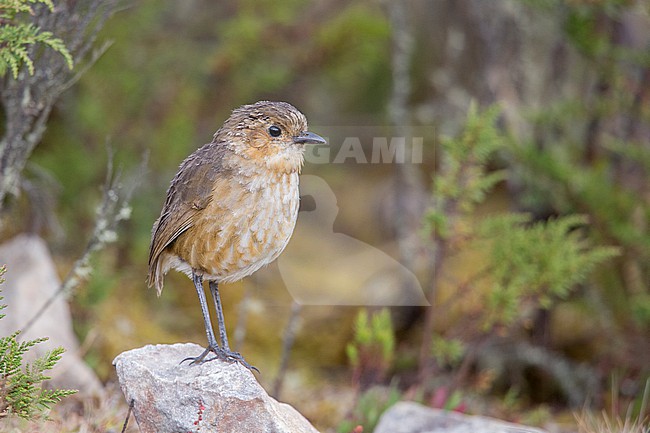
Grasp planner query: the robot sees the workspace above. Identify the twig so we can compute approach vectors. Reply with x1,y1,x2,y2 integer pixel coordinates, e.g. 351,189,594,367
385,0,425,268
480,339,600,407
120,398,135,433
59,40,114,93
19,146,144,335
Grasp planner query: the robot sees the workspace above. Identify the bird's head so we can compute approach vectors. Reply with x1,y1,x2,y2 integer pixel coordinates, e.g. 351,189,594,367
215,101,326,174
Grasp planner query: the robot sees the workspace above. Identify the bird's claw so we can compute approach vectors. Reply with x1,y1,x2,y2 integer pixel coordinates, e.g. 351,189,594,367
180,346,213,365
220,350,260,373
181,345,259,373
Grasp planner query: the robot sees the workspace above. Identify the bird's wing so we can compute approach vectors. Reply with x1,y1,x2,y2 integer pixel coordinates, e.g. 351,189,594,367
147,143,225,282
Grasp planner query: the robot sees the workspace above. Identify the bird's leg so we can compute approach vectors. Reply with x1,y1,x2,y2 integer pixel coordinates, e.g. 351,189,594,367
209,280,258,372
181,272,225,365
209,280,231,350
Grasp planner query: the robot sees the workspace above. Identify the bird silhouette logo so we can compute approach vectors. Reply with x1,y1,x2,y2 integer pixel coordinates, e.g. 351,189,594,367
278,175,429,306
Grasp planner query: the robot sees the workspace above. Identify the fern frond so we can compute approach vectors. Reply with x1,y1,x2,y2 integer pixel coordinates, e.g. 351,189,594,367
0,1,73,78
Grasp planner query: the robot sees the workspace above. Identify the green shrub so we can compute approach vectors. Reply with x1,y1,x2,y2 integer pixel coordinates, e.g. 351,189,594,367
0,266,76,420
0,0,73,78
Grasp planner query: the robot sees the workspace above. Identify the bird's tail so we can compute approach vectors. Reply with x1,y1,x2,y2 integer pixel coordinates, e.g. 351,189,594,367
146,259,164,297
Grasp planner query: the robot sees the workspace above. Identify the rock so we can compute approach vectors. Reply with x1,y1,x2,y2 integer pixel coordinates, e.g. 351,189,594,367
0,234,102,394
113,343,321,433
374,402,548,433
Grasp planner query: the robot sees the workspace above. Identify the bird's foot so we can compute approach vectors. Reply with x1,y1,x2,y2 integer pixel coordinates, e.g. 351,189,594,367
181,345,259,373
212,348,260,373
180,345,215,365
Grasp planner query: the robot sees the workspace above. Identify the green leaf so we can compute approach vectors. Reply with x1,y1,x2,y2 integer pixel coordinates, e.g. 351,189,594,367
0,2,73,78
0,277,77,420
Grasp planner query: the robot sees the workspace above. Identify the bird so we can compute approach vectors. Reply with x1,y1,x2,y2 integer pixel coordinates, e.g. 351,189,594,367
147,101,326,370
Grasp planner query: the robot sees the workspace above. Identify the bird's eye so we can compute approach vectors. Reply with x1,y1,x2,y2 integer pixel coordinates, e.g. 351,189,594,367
268,125,282,137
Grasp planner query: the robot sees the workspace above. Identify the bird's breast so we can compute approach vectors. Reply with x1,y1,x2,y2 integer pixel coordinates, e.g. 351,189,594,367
173,171,300,282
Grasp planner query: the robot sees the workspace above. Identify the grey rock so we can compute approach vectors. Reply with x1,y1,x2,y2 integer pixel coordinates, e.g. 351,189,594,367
374,402,548,433
0,234,102,394
113,343,321,433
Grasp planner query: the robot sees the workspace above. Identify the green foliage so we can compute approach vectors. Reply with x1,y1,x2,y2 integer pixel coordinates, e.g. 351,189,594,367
212,0,390,111
442,390,463,411
478,214,619,330
512,143,650,254
0,267,76,420
564,5,611,58
315,3,391,110
512,0,650,326
630,293,650,327
0,0,73,78
337,384,402,433
426,103,619,336
212,0,314,101
431,334,465,368
346,308,395,387
342,310,399,431
426,103,507,240
347,308,395,369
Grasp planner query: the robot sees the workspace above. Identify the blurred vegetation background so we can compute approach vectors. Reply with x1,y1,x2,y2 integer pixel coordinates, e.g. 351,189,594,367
1,0,649,431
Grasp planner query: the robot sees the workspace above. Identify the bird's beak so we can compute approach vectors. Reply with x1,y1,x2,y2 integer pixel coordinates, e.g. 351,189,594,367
293,131,327,145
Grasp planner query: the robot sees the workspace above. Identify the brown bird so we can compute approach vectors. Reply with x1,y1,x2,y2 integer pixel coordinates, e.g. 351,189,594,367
147,101,326,369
